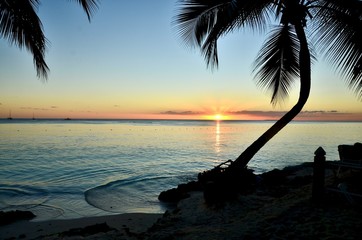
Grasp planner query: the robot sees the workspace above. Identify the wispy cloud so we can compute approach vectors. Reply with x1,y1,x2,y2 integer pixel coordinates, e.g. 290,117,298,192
20,107,52,111
226,109,362,121
301,110,340,114
19,106,59,111
160,110,205,115
227,110,344,117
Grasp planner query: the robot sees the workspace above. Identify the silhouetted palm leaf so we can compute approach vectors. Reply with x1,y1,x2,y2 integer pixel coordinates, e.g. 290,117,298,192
312,0,362,98
0,0,49,78
175,0,274,68
71,0,99,21
0,0,99,79
253,25,300,105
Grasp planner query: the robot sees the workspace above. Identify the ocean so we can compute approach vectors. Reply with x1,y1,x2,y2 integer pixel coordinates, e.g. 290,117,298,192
0,119,361,221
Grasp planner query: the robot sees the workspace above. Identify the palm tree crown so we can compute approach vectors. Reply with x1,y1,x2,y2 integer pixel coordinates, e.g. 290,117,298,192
175,0,362,168
0,0,99,79
176,0,361,100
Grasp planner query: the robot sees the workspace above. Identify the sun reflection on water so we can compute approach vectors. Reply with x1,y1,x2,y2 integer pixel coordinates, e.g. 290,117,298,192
215,121,221,153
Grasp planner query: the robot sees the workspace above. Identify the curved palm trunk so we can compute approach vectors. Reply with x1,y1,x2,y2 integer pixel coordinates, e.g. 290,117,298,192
229,23,311,171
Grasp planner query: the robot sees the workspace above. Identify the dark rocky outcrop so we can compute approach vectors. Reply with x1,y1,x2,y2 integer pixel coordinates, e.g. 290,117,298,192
158,181,202,203
159,159,257,204
0,210,36,225
338,142,362,162
158,160,315,205
200,165,257,204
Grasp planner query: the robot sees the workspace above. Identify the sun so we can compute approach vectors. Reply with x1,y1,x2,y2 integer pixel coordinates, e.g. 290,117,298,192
204,113,230,121
214,114,223,121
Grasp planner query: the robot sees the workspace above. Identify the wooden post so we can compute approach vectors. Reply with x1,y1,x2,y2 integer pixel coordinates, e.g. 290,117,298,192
312,147,326,203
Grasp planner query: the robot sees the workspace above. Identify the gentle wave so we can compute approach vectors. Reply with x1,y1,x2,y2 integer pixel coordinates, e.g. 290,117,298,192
85,174,183,213
0,120,361,219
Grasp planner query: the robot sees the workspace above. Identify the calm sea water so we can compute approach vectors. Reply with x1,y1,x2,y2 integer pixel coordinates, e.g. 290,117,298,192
0,119,361,220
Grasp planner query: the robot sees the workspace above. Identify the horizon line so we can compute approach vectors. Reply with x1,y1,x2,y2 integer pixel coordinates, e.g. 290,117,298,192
1,117,361,123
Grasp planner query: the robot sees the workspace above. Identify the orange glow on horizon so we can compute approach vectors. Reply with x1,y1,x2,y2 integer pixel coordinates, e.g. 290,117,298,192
2,107,362,121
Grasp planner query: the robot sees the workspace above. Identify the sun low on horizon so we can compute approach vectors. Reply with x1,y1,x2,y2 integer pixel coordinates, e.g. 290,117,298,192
203,113,231,121
214,114,222,121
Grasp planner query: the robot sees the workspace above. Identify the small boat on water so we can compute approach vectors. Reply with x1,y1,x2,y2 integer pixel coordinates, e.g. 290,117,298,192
7,111,13,120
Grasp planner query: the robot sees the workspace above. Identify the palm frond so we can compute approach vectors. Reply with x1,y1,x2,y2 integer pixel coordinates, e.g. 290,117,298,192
253,25,300,105
174,0,274,68
0,0,49,79
312,0,362,98
69,0,99,21
175,0,235,48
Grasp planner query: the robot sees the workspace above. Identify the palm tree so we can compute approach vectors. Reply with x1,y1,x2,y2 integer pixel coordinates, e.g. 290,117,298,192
175,0,362,171
0,0,99,79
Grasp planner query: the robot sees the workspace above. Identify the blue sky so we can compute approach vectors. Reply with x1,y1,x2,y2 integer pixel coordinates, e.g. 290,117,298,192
0,0,361,120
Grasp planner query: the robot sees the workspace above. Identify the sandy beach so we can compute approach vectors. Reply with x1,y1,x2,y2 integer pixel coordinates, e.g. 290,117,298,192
1,162,362,239
0,213,162,239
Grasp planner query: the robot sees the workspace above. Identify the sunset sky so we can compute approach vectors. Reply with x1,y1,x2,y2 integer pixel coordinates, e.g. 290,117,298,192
1,1,361,121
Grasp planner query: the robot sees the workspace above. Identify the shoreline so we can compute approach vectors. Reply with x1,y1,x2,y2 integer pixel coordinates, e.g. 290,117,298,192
2,161,362,239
